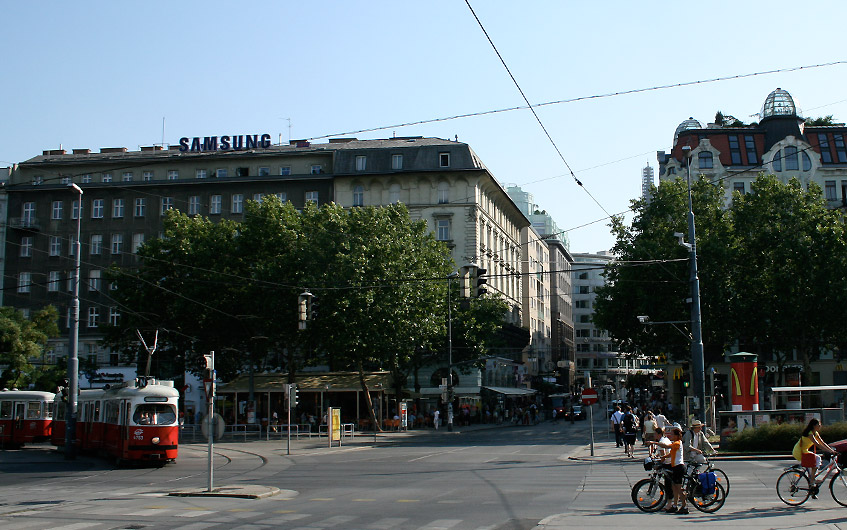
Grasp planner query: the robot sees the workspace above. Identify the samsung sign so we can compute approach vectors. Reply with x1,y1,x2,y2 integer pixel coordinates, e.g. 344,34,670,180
179,134,272,153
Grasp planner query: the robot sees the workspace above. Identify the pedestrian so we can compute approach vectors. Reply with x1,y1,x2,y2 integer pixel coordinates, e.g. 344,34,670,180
682,419,715,466
610,406,624,448
654,408,668,432
433,409,440,430
271,411,279,432
642,412,656,446
622,405,639,457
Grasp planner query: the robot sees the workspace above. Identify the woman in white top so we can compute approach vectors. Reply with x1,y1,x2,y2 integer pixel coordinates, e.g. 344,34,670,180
642,412,656,446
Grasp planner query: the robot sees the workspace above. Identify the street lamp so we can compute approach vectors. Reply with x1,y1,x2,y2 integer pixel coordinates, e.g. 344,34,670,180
66,182,82,460
446,270,458,432
681,145,707,423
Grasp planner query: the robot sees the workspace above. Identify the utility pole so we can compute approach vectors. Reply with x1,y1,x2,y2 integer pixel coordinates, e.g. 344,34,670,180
66,183,82,460
447,272,458,432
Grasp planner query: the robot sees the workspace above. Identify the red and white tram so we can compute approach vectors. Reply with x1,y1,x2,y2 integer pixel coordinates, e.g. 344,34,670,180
52,378,179,464
0,390,55,447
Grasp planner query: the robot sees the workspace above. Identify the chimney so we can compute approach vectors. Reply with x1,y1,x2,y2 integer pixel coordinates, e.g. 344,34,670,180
72,148,91,155
43,149,67,156
100,147,128,154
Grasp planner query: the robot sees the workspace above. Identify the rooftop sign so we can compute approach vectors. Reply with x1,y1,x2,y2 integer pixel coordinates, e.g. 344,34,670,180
179,134,272,153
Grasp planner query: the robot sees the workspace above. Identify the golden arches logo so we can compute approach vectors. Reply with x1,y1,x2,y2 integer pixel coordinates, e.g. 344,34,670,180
730,368,741,396
673,367,684,380
750,366,757,396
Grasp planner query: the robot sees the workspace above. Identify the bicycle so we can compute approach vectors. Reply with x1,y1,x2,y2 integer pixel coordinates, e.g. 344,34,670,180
632,457,727,513
691,454,730,495
776,453,847,506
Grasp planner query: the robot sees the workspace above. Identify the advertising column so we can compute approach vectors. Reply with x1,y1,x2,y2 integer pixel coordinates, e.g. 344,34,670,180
729,352,759,411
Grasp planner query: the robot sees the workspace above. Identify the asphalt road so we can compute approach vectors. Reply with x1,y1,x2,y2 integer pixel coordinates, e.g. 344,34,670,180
1,422,846,529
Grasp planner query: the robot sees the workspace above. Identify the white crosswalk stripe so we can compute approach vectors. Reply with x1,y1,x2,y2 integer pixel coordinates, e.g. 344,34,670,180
419,519,463,529
369,518,410,529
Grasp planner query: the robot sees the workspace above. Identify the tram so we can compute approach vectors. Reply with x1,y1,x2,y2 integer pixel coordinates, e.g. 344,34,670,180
52,378,180,464
0,389,55,447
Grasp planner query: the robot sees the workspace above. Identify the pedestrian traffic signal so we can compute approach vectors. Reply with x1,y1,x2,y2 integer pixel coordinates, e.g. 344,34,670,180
472,267,488,298
298,290,313,329
289,384,299,408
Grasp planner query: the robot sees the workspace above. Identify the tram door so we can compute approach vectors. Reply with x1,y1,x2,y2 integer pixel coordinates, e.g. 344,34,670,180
13,402,25,442
120,401,131,457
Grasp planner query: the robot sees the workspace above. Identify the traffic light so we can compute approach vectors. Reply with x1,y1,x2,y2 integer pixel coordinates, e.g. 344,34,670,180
459,266,471,298
310,295,318,321
59,379,69,403
472,267,488,298
289,384,299,408
203,354,214,379
298,290,312,329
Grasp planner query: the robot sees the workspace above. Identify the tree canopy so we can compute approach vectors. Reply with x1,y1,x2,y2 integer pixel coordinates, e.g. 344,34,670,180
0,305,60,390
594,174,847,382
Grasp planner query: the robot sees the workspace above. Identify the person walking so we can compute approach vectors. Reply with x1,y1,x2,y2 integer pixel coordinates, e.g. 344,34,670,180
433,409,440,430
610,406,624,448
621,405,639,457
642,412,656,446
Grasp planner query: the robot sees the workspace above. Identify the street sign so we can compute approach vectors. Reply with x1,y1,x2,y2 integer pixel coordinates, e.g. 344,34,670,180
582,388,598,405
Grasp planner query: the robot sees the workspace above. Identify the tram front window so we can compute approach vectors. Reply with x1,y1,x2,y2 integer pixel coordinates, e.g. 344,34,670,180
133,404,176,426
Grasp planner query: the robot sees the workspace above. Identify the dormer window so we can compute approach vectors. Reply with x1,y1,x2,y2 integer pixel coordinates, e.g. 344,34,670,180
698,152,713,169
439,152,450,168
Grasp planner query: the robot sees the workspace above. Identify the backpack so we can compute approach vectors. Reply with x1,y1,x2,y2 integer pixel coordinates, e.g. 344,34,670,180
623,412,638,433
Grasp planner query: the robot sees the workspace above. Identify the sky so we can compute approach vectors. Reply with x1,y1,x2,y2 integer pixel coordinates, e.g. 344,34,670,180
3,1,847,253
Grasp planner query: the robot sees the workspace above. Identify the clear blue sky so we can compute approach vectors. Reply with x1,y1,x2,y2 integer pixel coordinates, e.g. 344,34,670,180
3,1,846,253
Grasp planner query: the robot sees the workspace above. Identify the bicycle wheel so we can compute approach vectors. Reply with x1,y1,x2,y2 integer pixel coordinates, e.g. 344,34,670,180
690,482,726,513
830,471,847,507
776,468,811,506
632,477,667,513
711,467,730,495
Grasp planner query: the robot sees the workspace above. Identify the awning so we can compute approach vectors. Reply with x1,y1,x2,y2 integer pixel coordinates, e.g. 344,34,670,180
217,371,392,393
482,386,537,396
419,386,480,396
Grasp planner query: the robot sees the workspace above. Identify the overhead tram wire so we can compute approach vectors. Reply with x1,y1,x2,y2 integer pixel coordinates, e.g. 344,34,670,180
306,60,847,142
463,0,612,219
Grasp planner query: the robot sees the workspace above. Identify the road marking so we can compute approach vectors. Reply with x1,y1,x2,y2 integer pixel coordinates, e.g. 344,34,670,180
408,447,469,462
310,515,356,527
310,498,334,501
352,498,376,502
40,524,100,530
176,510,216,518
397,499,420,503
420,519,462,529
370,518,409,529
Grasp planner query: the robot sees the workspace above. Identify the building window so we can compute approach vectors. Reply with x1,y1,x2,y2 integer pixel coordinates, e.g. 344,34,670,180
355,156,366,171
579,285,590,294
392,154,403,170
310,165,322,175
210,195,222,214
216,168,228,178
189,196,200,215
132,233,145,253
90,234,103,255
773,152,782,172
252,193,264,204
437,181,449,204
91,199,104,218
143,171,154,181
69,236,76,256
161,197,174,215
122,171,133,182
109,307,120,326
232,194,244,214
579,314,590,323
439,152,450,167
744,135,758,165
89,269,101,292
52,201,63,220
258,166,270,176
81,174,92,183
276,192,287,203
802,151,812,171
102,173,112,183
819,134,833,163
835,134,847,163
280,166,291,176
112,198,124,218
728,135,742,165
353,185,364,207
733,182,745,195
305,191,319,204
18,272,31,293
784,146,799,170
236,167,249,177
826,181,837,201
22,202,36,225
167,170,179,180
698,151,713,169
49,236,61,256
87,307,99,328
111,234,123,254
134,198,146,218
20,236,32,257
196,169,207,179
436,219,450,241
61,176,71,185
48,271,60,292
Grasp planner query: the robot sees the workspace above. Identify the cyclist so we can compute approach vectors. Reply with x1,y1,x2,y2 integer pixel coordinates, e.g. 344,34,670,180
648,426,688,514
683,419,715,466
793,418,838,491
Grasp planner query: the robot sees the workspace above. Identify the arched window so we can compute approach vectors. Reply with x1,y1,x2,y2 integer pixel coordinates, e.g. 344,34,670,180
437,181,449,204
773,153,782,172
698,152,713,169
352,185,364,207
802,151,812,171
389,183,401,203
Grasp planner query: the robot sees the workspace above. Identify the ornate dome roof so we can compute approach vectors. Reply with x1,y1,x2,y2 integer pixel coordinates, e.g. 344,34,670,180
761,88,796,118
673,117,702,146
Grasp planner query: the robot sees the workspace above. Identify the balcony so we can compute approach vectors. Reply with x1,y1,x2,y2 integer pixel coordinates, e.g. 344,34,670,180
8,217,41,231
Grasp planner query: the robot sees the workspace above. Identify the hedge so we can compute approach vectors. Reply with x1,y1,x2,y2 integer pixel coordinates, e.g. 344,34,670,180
726,422,847,453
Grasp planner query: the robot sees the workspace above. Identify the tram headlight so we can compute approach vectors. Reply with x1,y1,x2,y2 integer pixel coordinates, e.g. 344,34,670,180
151,437,160,445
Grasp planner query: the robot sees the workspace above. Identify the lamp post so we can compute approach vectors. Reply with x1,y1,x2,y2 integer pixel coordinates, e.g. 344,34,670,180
446,271,458,432
66,183,82,459
682,145,707,423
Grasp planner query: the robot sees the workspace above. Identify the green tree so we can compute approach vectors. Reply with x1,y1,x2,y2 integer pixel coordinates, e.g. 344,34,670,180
730,175,847,384
0,305,60,389
593,176,734,365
